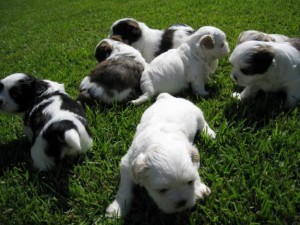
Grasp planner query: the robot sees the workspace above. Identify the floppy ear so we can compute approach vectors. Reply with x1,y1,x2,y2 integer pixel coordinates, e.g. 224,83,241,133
131,153,149,185
112,20,142,44
242,44,275,75
200,34,215,49
189,145,200,167
94,41,112,62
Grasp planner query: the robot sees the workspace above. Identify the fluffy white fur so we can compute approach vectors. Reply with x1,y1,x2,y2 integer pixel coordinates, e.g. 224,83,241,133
109,18,194,63
80,38,147,104
106,93,215,217
131,26,230,105
229,40,300,107
237,30,289,43
0,73,92,170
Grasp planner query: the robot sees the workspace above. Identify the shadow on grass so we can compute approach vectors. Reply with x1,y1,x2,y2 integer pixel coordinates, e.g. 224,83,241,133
224,91,294,129
122,186,203,225
0,138,86,212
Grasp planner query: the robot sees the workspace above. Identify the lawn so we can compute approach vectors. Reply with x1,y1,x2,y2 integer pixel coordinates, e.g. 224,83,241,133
0,0,299,224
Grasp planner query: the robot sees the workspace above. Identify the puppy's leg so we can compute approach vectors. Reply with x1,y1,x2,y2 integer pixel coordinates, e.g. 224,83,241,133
106,164,135,218
233,86,259,100
131,93,151,105
286,88,300,108
197,114,216,139
191,80,209,96
194,177,211,199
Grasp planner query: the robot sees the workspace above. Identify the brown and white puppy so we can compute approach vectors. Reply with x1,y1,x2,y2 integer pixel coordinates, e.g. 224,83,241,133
108,18,194,63
106,93,215,217
229,38,300,108
79,38,147,104
131,26,230,105
237,30,289,44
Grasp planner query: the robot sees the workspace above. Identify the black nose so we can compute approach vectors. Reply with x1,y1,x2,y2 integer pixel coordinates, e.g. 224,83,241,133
176,200,187,208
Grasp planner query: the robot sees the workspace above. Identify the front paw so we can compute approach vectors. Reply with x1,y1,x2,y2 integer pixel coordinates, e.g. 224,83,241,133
196,90,209,96
106,200,122,218
232,92,242,100
195,182,211,199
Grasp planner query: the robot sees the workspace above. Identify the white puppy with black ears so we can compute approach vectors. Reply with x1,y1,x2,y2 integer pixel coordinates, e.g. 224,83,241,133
229,38,300,108
237,30,289,44
106,93,215,217
0,73,93,170
109,18,195,63
131,26,230,105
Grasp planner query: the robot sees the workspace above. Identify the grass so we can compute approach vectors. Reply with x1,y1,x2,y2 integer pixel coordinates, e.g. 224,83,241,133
0,0,300,224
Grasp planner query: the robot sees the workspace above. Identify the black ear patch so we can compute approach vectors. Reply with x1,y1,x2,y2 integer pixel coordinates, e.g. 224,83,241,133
241,45,275,75
95,41,113,62
112,20,142,45
155,29,175,56
287,37,300,51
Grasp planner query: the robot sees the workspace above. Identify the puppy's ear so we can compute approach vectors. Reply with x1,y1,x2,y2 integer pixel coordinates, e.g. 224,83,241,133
200,35,215,49
132,153,149,185
110,35,123,42
94,41,112,62
242,45,275,75
112,19,142,44
189,145,200,165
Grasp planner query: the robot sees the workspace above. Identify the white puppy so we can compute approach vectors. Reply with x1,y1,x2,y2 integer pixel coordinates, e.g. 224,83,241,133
109,18,194,62
237,30,289,44
106,93,215,217
79,38,147,104
131,26,230,105
229,38,300,108
0,73,93,170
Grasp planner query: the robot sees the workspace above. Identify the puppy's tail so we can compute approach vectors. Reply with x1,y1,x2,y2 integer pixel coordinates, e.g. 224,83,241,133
131,93,151,105
64,129,82,151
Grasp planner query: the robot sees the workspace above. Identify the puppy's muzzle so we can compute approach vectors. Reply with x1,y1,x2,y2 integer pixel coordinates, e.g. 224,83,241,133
175,200,187,208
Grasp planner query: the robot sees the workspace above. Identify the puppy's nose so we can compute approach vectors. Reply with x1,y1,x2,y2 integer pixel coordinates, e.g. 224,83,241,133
176,200,187,208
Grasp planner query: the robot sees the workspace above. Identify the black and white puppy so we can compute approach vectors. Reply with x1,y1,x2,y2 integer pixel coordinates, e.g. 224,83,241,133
229,39,300,108
237,30,289,44
79,38,147,104
108,18,194,62
131,26,230,105
0,73,93,170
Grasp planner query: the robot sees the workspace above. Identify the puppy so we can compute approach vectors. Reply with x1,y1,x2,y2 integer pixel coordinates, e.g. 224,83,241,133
229,39,300,108
109,18,194,62
0,73,93,170
106,93,215,217
79,38,148,105
131,26,230,105
237,30,289,44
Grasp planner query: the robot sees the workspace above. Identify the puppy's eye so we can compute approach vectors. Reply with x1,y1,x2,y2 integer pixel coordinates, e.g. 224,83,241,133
158,188,168,194
220,43,225,48
187,180,194,185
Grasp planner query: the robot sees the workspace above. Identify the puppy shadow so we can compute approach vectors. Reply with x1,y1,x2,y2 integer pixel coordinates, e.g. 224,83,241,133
0,138,85,212
122,186,198,225
224,90,293,129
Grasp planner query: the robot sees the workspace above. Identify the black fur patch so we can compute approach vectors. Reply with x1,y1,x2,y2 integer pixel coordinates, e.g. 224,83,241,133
42,120,78,163
111,20,142,45
9,76,49,112
287,37,300,51
95,42,113,63
241,45,275,75
155,29,175,57
0,82,3,92
88,56,144,94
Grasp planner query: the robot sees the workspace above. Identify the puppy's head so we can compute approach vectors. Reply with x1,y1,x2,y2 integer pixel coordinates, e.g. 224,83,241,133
229,41,275,87
237,30,275,44
0,73,49,113
109,18,142,45
195,26,230,59
132,144,202,213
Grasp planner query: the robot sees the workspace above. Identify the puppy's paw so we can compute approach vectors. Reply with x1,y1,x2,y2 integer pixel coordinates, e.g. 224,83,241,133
232,92,242,100
197,90,209,96
206,128,216,139
106,200,122,218
195,182,211,199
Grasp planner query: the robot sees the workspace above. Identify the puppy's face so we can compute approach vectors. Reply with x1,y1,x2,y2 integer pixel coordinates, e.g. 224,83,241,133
0,73,46,113
198,27,230,59
132,145,200,213
229,41,275,86
109,18,142,45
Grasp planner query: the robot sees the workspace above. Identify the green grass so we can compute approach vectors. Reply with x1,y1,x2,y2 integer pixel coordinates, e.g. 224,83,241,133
0,0,300,224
